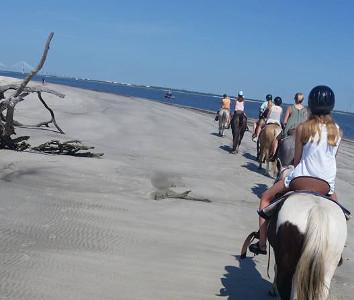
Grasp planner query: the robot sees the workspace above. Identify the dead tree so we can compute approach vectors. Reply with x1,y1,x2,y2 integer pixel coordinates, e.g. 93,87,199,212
0,32,63,149
0,33,103,158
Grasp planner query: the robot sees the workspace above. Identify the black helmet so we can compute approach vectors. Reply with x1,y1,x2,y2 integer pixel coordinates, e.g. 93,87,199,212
274,96,282,106
308,85,335,114
266,94,272,101
223,94,227,98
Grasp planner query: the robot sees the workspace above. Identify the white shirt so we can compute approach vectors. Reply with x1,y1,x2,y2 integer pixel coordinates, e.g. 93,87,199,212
284,124,341,193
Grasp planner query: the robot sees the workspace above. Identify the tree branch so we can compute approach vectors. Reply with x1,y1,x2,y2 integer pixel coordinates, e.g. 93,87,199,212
13,32,54,98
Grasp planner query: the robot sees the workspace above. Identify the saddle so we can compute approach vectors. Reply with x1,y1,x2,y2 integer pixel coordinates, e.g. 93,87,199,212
259,176,351,220
240,176,351,259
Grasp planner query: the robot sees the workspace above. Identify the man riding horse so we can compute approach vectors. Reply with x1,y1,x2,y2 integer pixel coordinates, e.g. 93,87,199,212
217,94,231,136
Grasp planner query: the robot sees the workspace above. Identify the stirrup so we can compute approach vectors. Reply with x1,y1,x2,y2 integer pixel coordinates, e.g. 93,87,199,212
249,242,267,255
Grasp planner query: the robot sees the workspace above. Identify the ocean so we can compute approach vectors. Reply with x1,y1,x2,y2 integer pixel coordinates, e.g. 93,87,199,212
1,70,354,140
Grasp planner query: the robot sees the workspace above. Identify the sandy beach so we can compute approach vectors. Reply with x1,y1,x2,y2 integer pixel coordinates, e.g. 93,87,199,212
0,76,353,300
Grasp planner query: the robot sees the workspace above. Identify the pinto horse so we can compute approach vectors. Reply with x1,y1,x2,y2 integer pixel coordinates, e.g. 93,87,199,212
267,192,347,300
230,111,247,153
242,177,348,300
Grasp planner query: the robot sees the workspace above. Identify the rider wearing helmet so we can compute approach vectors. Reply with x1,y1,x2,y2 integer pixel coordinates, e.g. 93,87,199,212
249,85,341,255
266,96,283,158
235,90,245,112
252,94,274,142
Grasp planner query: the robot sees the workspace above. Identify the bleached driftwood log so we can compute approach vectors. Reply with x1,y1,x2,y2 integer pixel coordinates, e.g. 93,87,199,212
0,84,65,133
0,32,63,149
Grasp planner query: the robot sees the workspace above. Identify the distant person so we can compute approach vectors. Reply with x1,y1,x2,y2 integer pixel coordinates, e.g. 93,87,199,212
234,90,245,113
219,93,231,125
278,93,310,166
282,92,309,137
252,94,273,142
42,77,46,85
249,85,341,255
265,96,283,158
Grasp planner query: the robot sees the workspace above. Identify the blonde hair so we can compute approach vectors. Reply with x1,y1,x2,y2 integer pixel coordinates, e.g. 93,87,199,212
300,114,340,146
295,92,304,104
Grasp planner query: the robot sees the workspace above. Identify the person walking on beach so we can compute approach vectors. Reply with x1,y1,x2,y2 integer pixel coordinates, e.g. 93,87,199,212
249,85,341,255
252,94,273,142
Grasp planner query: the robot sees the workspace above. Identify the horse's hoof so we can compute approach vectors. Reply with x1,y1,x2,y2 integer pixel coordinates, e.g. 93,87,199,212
231,150,236,154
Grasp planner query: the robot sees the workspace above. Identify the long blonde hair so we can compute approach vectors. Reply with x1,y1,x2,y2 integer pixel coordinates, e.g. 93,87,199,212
300,114,340,146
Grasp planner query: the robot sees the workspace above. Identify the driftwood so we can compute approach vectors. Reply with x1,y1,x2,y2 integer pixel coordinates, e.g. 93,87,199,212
0,85,65,134
151,189,211,202
32,140,104,158
0,33,104,158
0,32,58,148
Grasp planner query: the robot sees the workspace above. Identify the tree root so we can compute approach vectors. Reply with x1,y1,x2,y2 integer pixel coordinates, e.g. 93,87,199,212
31,140,104,157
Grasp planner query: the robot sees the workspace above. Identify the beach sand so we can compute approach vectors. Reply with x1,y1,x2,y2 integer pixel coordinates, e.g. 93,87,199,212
0,76,353,299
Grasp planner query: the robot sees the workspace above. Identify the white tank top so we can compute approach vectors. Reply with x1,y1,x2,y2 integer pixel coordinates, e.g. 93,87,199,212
235,100,244,111
284,124,341,193
267,106,282,125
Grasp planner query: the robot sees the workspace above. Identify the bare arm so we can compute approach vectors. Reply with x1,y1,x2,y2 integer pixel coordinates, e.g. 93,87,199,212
293,124,304,167
283,106,292,124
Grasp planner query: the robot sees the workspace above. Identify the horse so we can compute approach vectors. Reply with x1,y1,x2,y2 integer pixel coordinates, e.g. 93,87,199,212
268,192,347,299
278,133,296,168
258,123,281,176
230,111,247,154
241,177,348,300
218,109,229,137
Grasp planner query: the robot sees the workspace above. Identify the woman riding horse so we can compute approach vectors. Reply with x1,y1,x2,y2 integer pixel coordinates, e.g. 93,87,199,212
231,91,247,153
249,85,342,255
278,93,309,166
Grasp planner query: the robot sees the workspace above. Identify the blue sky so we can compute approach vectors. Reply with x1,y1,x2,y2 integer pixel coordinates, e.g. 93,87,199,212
0,0,353,111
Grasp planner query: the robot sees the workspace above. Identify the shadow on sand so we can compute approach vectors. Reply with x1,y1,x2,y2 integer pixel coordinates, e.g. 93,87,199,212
241,162,274,179
211,132,222,137
218,255,273,299
242,152,257,161
219,145,233,153
251,183,269,197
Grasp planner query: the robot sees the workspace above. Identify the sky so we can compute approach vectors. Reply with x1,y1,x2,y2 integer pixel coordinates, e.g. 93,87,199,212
0,0,354,111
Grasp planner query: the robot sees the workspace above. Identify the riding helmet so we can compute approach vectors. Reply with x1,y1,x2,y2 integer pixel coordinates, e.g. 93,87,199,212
274,96,282,106
266,94,272,101
238,90,244,97
308,85,335,114
223,94,227,98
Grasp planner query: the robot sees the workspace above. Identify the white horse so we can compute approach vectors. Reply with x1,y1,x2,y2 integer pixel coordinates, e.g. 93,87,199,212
268,193,347,300
218,109,229,137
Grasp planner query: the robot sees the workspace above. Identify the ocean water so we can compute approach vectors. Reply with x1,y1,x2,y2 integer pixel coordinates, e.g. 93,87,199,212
1,70,354,140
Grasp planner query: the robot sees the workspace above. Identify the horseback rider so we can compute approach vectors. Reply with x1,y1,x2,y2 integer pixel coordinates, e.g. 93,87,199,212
266,96,283,159
249,85,341,255
219,94,231,126
282,92,309,138
252,94,273,142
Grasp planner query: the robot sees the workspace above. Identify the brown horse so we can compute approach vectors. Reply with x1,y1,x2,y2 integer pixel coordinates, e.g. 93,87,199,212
231,111,247,154
258,123,281,176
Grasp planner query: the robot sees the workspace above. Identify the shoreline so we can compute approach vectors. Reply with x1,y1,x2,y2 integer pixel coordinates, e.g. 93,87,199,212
0,75,352,299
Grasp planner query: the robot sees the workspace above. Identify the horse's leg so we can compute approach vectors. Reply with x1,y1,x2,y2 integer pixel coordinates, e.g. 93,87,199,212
269,263,278,297
218,112,223,136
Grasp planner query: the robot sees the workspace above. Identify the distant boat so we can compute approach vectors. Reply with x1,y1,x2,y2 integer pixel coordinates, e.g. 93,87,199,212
164,90,175,99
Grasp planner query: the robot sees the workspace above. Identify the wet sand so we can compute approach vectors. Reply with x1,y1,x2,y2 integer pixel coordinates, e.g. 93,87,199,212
0,76,353,299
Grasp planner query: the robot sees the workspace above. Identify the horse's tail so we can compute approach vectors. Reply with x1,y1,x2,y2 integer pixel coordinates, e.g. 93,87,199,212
294,205,329,300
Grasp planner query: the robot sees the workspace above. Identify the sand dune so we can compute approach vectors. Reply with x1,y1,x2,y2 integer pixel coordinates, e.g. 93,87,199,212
0,76,353,299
